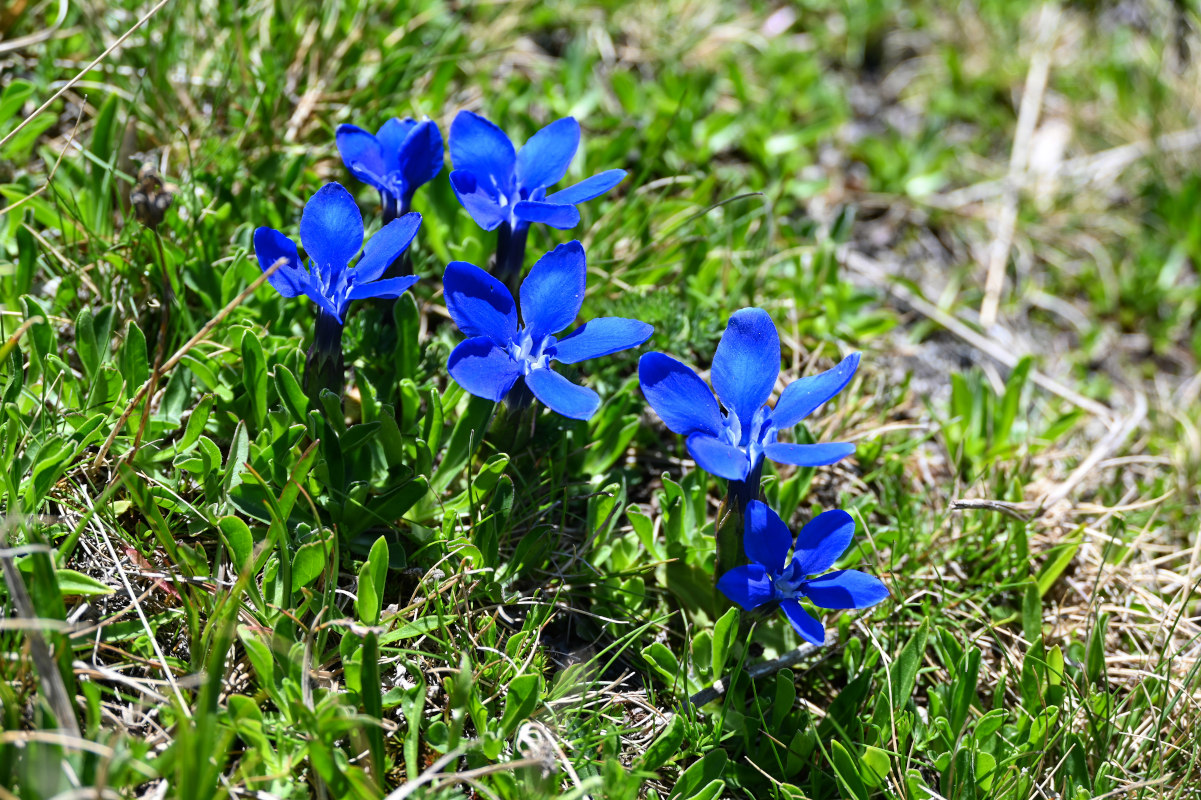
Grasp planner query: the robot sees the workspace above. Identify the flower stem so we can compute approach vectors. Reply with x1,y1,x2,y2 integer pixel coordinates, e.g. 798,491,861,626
304,309,345,406
714,495,743,609
489,379,538,455
494,221,529,295
380,192,413,280
715,463,763,607
728,460,764,515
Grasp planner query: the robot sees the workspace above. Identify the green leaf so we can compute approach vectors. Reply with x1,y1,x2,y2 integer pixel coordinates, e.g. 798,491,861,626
976,751,997,790
1086,613,1108,687
684,782,725,800
355,536,389,625
119,321,149,392
217,516,253,571
274,364,309,424
830,740,869,800
949,647,980,741
0,80,34,127
1047,644,1065,687
75,307,100,379
223,421,250,492
342,478,428,539
339,421,381,455
241,329,267,429
711,607,738,679
27,437,72,507
975,709,1006,741
381,616,443,643
499,674,541,737
879,615,931,730
860,745,890,787
1022,580,1042,644
668,749,727,800
291,536,331,591
642,641,680,687
1037,532,1082,596
393,291,420,382
56,569,114,596
996,356,1032,446
887,617,928,712
90,95,119,175
637,714,685,772
178,395,214,455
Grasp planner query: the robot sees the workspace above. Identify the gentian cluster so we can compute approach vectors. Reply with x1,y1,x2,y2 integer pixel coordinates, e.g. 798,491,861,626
250,104,886,659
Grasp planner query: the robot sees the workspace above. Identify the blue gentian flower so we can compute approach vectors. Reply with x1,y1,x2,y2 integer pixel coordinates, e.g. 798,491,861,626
336,118,443,221
639,308,859,508
253,182,421,399
718,501,888,645
448,111,626,281
443,240,652,421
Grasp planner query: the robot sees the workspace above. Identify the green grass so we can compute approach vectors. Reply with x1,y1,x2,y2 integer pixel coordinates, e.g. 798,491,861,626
2,0,1201,798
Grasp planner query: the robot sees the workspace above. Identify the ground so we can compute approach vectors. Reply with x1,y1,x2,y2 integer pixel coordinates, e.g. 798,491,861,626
1,0,1200,798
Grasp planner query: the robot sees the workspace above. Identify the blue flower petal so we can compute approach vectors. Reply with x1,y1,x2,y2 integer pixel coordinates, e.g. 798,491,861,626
299,183,364,280
336,125,387,191
354,212,422,284
803,570,889,610
519,241,586,339
638,353,723,437
449,111,515,190
553,318,653,364
711,308,780,431
772,353,861,430
449,170,507,231
376,117,418,174
347,275,419,301
744,500,793,573
685,434,750,480
779,599,825,646
512,200,581,229
526,368,600,420
448,336,521,401
546,169,626,205
253,227,308,298
516,117,579,190
763,441,855,468
399,119,444,194
792,509,855,576
716,564,774,611
443,261,518,345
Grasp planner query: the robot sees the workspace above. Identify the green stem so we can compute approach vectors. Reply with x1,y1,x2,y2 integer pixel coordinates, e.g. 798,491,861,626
714,495,743,612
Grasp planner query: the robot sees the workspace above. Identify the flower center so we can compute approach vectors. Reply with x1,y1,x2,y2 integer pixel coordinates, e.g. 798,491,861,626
507,327,554,375
719,404,775,465
772,560,808,600
384,174,408,200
